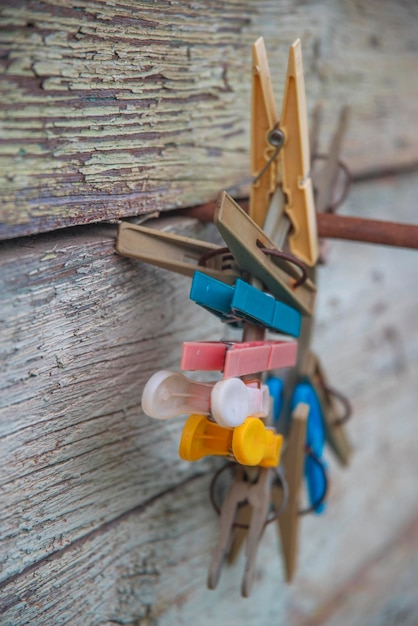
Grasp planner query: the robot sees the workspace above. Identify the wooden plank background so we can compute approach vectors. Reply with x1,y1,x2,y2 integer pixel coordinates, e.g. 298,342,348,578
1,1,418,625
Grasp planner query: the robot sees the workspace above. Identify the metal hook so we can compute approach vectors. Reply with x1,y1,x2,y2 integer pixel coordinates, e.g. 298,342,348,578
325,385,353,426
255,240,309,288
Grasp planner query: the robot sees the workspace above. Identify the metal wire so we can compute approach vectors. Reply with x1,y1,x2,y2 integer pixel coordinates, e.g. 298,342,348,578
256,241,309,288
252,128,285,185
324,385,353,426
198,246,236,270
209,462,289,529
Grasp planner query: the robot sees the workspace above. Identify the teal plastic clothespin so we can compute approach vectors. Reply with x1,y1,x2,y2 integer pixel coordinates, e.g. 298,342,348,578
190,271,301,337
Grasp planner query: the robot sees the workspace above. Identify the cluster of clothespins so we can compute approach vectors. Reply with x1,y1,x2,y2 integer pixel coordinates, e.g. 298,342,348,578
116,37,417,596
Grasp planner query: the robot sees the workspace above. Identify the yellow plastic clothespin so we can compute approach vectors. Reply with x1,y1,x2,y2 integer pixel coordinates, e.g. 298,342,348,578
250,38,318,267
179,414,283,468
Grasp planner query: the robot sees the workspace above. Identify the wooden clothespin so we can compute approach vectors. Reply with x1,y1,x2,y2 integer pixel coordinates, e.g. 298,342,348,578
295,106,352,466
208,465,276,597
215,191,317,316
301,351,352,466
116,221,239,283
313,105,350,215
250,38,318,267
275,402,308,582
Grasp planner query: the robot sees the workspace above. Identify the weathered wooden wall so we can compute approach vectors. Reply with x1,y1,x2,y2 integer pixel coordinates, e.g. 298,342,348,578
1,1,418,625
1,1,418,238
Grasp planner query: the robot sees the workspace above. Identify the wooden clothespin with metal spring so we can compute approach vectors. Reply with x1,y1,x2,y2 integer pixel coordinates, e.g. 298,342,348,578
250,37,318,267
208,462,287,597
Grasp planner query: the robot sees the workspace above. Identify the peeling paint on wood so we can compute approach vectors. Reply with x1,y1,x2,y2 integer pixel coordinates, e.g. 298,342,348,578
1,1,418,238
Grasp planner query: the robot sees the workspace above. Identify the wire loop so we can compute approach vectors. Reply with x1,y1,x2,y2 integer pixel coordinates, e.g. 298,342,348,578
209,462,288,529
256,241,309,288
325,385,353,426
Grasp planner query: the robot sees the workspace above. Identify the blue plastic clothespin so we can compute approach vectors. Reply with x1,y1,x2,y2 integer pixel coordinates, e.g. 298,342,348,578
189,270,240,325
190,271,301,337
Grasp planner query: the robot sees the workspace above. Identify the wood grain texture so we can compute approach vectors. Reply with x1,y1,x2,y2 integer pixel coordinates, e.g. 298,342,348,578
0,218,224,585
1,0,418,238
1,173,418,624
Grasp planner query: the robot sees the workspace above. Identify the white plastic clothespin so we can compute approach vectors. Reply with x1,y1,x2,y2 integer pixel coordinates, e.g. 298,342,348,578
141,370,269,427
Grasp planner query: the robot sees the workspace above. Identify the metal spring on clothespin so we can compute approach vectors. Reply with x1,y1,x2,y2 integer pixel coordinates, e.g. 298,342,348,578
252,127,285,186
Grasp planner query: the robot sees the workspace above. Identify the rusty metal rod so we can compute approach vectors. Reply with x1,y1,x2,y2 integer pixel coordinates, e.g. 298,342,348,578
316,212,418,250
184,200,418,250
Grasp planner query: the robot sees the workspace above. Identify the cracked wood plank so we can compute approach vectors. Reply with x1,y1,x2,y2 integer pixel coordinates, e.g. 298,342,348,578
1,0,418,239
1,174,418,624
0,218,223,585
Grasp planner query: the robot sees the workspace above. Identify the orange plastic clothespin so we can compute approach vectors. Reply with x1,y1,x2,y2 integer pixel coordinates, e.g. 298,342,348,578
250,38,318,267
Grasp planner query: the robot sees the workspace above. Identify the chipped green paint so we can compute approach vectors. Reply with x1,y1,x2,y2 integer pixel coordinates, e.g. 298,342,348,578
0,1,418,241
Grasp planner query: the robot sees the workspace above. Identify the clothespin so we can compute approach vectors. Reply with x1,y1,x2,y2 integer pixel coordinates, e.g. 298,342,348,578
142,370,266,423
215,191,317,316
181,339,298,378
314,106,350,214
291,382,328,514
275,402,308,582
250,38,318,267
208,466,275,597
116,222,239,283
142,369,271,427
179,414,282,467
268,377,328,581
190,271,302,336
301,352,352,466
